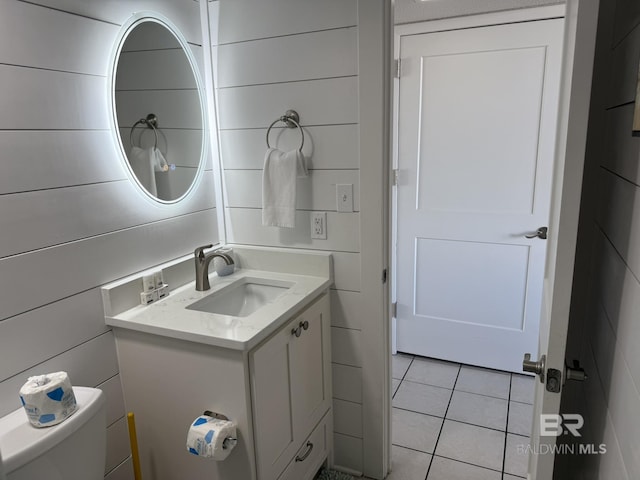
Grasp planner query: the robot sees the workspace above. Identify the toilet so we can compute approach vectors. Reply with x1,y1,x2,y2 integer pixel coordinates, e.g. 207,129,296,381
0,387,106,480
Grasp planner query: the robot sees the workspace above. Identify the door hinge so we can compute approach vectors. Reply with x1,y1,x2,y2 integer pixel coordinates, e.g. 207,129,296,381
392,302,397,318
395,58,401,78
392,169,399,186
382,268,387,283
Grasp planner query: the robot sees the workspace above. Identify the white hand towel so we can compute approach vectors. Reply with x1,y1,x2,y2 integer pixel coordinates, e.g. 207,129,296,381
262,148,308,228
128,147,168,196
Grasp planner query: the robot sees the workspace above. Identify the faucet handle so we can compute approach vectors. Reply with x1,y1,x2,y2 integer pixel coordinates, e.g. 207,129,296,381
194,244,213,259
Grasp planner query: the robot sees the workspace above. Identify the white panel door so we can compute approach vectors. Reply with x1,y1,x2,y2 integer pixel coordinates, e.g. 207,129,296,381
396,19,564,372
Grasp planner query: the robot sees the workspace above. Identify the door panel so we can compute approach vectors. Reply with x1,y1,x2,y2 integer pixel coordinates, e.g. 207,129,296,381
396,19,564,372
414,238,529,330
417,47,546,215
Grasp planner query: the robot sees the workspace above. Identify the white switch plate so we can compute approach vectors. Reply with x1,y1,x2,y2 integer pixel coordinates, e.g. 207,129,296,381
336,184,354,213
311,212,327,239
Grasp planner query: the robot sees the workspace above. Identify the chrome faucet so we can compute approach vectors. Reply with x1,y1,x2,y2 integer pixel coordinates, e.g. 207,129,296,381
194,245,235,291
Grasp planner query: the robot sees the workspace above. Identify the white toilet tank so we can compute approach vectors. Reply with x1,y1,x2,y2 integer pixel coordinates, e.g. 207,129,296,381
0,386,106,480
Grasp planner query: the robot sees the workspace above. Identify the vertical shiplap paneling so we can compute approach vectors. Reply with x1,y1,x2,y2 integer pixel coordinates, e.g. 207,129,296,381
0,2,219,478
212,1,363,471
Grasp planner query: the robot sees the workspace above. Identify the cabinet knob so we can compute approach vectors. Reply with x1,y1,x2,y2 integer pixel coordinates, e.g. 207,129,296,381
291,326,302,337
301,320,309,331
295,441,314,462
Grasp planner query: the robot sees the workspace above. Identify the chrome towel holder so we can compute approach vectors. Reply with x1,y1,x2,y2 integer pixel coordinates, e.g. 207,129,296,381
266,109,304,152
130,113,159,150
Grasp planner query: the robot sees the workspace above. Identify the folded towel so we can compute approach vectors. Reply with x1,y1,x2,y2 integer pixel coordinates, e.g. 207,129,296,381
128,147,169,196
262,148,308,228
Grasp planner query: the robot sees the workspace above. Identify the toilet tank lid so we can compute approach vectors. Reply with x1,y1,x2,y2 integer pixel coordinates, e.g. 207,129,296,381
0,387,104,473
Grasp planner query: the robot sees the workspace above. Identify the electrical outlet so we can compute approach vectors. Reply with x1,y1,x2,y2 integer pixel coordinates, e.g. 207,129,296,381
311,212,327,239
336,184,353,213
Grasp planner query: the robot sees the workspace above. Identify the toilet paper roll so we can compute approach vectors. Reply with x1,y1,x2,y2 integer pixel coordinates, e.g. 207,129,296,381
19,371,77,428
186,415,237,461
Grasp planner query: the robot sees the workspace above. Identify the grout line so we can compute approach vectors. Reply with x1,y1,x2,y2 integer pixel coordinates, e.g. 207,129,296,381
393,405,509,435
432,454,505,475
453,386,510,402
390,443,432,455
424,363,461,480
502,374,513,479
399,378,454,393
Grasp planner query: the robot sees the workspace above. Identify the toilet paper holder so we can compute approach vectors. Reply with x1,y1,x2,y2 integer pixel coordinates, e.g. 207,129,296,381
203,411,237,450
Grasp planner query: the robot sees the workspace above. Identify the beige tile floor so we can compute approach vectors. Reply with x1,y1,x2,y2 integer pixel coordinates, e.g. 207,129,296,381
387,353,535,480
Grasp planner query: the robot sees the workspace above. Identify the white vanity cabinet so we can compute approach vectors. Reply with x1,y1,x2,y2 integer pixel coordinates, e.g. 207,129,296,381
104,247,334,480
251,294,332,480
109,291,332,480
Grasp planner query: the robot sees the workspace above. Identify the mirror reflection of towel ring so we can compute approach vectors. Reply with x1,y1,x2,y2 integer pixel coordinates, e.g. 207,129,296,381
130,113,159,150
265,110,304,152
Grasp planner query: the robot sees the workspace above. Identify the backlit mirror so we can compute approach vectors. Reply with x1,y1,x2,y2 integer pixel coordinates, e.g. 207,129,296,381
111,16,205,202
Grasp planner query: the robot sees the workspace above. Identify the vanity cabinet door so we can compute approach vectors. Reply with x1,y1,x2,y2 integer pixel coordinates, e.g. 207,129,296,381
250,294,331,480
289,294,331,446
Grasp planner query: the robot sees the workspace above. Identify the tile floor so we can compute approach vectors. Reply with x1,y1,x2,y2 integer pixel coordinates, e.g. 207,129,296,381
388,353,535,480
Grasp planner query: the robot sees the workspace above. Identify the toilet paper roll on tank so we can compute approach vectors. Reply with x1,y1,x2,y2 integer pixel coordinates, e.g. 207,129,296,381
19,371,77,428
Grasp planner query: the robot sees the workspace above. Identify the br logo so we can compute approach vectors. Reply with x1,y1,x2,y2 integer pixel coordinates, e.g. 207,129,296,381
540,414,584,437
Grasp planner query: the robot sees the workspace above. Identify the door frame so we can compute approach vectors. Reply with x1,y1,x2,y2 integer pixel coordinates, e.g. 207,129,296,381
529,0,600,477
391,4,567,355
388,2,600,478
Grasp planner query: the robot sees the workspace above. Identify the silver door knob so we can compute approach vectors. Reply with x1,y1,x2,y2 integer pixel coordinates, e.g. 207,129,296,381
523,353,546,383
525,227,548,239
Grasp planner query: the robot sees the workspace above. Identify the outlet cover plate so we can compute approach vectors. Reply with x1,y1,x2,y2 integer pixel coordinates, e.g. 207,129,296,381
311,212,327,239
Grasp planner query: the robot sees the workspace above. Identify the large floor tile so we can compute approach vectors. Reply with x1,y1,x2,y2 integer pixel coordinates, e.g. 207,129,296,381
392,353,413,379
434,420,505,471
446,390,507,431
392,407,443,454
507,401,533,436
511,374,535,404
503,475,526,479
455,365,511,399
393,380,452,417
427,456,501,480
504,434,529,477
386,445,432,480
405,357,460,389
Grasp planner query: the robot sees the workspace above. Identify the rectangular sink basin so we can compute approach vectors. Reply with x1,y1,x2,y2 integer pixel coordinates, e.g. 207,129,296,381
186,277,294,317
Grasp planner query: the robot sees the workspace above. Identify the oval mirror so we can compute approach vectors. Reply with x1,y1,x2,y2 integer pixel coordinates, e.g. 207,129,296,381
111,16,205,202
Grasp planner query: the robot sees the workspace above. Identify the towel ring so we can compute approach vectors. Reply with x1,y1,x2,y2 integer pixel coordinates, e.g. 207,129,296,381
130,113,159,150
266,110,304,152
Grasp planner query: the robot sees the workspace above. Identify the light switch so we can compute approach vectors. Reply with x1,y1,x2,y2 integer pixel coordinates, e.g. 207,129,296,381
336,184,353,213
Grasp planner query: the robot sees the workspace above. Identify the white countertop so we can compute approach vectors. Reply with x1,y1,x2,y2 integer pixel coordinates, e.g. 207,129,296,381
105,268,331,351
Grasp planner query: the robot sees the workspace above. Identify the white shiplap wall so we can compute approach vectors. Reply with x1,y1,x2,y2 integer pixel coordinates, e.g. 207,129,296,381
210,0,367,473
0,1,219,479
558,1,640,478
